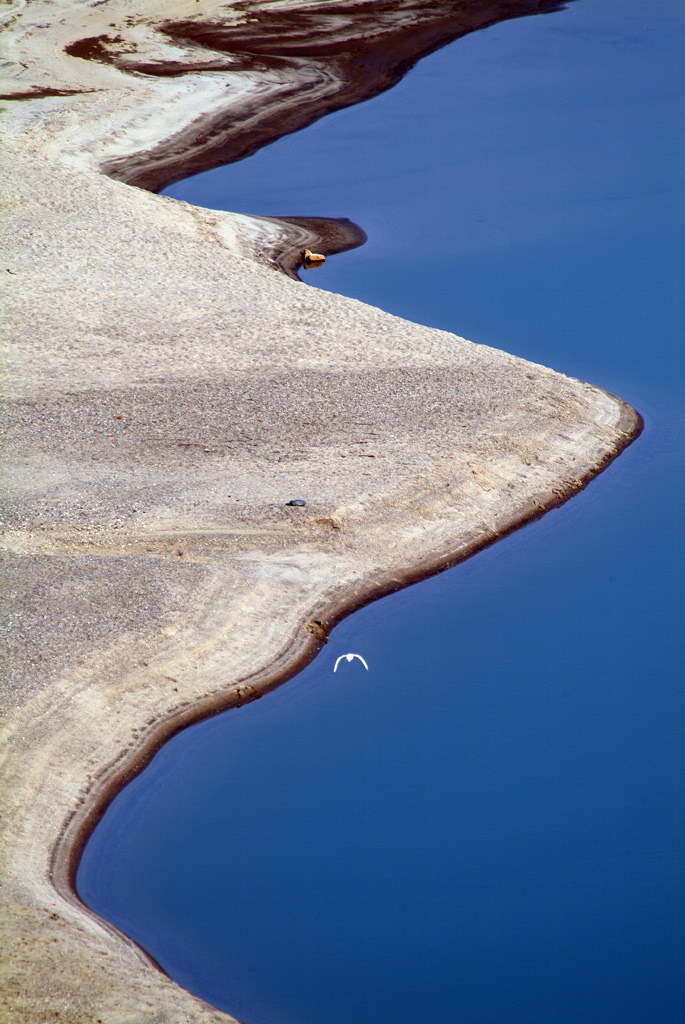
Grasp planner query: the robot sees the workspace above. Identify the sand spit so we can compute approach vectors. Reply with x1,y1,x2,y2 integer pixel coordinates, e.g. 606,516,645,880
1,1,639,1022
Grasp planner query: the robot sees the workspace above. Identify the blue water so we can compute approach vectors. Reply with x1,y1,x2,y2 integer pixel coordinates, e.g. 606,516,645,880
78,1,685,1022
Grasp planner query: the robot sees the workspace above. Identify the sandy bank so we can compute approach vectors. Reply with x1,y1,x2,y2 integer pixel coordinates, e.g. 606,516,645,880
1,2,639,1022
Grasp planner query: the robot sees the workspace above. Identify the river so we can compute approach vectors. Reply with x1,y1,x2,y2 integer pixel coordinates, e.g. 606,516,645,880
77,1,685,1022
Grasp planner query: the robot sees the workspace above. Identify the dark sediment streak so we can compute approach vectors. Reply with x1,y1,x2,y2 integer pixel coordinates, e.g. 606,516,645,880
59,4,570,282
83,1,570,194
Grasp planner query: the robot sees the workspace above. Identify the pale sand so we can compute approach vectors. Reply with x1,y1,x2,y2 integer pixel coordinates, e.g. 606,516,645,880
0,2,639,1021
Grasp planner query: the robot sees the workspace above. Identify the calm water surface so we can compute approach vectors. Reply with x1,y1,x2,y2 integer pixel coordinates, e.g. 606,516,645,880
78,1,684,1021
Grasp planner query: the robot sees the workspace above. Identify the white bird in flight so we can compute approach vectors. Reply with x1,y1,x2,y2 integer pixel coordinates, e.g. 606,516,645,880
333,653,369,672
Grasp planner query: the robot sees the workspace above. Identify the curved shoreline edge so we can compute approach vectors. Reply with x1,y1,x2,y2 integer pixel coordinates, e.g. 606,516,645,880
46,402,642,1024
0,2,641,1022
53,392,641,905
49,395,641,1019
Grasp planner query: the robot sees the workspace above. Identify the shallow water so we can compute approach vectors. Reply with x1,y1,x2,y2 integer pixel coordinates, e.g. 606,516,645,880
78,1,685,1022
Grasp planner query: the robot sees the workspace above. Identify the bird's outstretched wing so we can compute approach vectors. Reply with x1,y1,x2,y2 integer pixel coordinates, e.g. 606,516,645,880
333,652,369,672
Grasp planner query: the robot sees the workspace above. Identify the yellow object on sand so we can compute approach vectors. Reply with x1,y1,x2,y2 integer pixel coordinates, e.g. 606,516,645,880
302,248,326,268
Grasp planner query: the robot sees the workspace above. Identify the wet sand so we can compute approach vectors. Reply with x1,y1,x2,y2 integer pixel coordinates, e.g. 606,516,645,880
0,2,639,1022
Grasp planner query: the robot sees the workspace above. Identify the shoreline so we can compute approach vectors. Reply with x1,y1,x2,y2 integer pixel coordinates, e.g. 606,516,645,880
55,387,641,902
1,2,641,1022
49,390,640,1019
